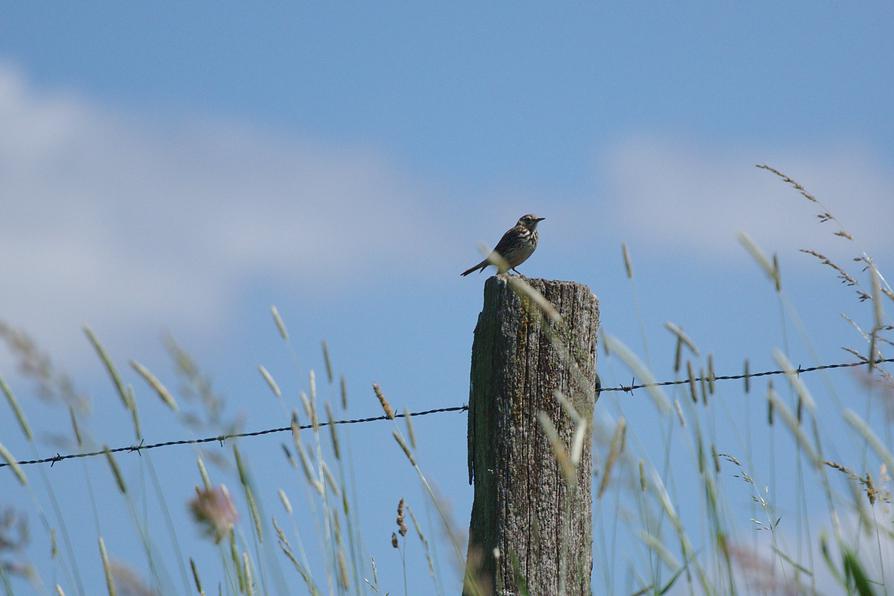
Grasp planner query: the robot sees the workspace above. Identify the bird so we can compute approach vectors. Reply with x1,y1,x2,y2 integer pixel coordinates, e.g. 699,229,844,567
461,214,545,277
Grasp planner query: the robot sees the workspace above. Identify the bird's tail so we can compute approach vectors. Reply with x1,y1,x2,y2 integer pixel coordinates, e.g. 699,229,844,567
460,259,488,277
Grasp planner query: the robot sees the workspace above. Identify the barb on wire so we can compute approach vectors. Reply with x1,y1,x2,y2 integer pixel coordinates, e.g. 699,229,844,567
1,357,891,471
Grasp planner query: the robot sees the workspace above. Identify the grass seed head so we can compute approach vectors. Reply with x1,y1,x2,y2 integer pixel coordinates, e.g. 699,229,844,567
189,558,204,595
339,375,348,409
98,537,116,596
270,305,289,341
738,232,780,290
196,457,211,490
621,242,633,279
743,358,751,393
538,412,576,486
258,365,282,399
639,460,646,492
83,326,132,411
674,399,686,427
103,446,127,494
321,341,334,383
396,498,408,537
324,402,341,459
392,431,416,467
373,384,396,420
665,322,700,357
404,408,417,449
687,361,698,403
337,549,350,590
0,376,32,441
278,489,293,515
0,443,27,486
598,418,626,498
68,407,83,448
130,361,178,411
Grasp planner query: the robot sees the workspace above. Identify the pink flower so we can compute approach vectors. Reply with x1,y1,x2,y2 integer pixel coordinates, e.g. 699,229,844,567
189,485,238,543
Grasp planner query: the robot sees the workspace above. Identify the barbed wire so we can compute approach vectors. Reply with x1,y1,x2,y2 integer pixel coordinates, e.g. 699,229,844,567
1,357,891,470
599,357,894,394
1,406,469,469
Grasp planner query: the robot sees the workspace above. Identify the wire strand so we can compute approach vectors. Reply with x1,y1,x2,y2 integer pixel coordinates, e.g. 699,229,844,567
2,357,890,470
599,357,893,394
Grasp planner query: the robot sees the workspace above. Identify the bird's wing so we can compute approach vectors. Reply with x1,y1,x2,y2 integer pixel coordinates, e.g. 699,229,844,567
490,228,519,259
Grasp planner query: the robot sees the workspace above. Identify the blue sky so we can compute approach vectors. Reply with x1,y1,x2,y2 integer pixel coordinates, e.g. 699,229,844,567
1,3,893,594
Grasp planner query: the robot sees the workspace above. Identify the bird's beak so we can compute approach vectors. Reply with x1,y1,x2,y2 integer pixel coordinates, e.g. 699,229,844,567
535,217,546,222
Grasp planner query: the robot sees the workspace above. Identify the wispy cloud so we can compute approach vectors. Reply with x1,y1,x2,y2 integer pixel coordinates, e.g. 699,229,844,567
4,62,892,364
600,135,894,262
0,63,455,358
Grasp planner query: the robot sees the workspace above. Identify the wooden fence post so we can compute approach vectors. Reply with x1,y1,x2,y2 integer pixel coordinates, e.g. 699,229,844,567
466,276,600,595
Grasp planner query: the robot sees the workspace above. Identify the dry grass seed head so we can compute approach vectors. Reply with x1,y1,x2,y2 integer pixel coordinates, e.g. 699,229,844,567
673,399,686,427
738,232,780,290
321,341,334,383
0,375,32,441
396,498,408,537
392,431,416,467
537,412,576,486
68,407,83,448
687,361,698,403
404,408,417,449
324,402,341,459
103,446,127,494
339,375,348,409
665,322,700,357
800,249,857,286
337,549,350,590
0,443,27,486
130,361,178,411
189,558,204,595
598,418,626,498
98,537,116,596
743,358,751,393
621,242,633,279
83,326,132,412
258,365,282,399
277,489,293,515
322,461,340,496
270,305,289,341
604,334,671,414
373,384,396,420
0,321,86,409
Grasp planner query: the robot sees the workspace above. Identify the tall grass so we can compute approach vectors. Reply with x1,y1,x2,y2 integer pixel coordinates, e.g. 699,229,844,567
0,167,892,595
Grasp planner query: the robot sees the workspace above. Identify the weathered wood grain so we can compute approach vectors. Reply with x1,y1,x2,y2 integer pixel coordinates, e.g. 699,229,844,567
466,276,599,595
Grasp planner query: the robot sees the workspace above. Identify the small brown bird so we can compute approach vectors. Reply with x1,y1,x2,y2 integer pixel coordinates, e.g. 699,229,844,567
461,214,545,277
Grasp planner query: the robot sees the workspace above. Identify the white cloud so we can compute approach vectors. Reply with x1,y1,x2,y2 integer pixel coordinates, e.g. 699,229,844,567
0,63,454,360
600,135,894,263
3,62,892,365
